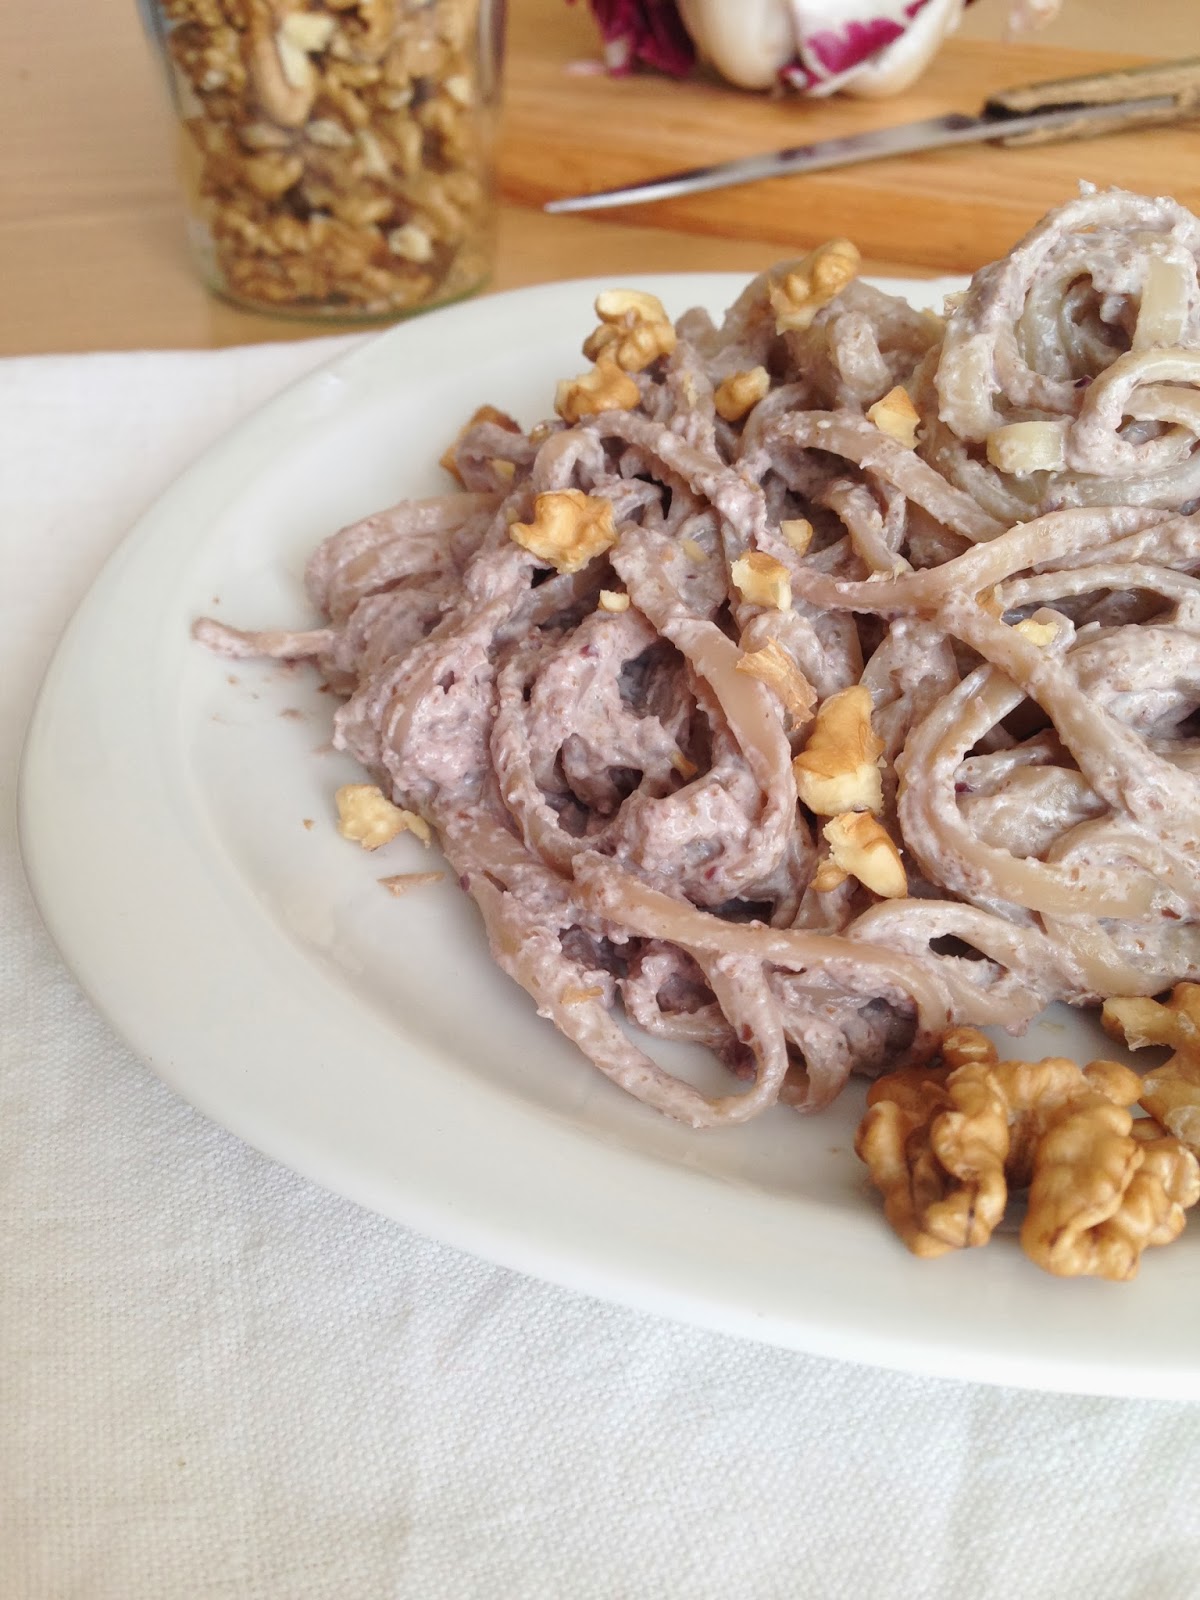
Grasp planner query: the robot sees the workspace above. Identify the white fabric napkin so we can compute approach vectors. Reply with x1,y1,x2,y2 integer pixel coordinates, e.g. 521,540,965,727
4,340,1200,1600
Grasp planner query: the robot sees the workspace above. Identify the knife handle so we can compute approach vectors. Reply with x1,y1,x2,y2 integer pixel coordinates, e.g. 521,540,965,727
987,56,1200,147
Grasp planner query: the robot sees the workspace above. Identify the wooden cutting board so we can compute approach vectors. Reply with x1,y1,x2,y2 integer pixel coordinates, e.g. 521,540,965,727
498,3,1200,273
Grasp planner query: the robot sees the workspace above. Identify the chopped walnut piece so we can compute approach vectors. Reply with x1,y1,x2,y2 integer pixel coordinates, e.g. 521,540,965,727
713,366,771,422
823,812,906,899
582,288,677,373
509,490,617,575
866,385,920,448
735,638,816,725
1013,617,1058,648
277,10,337,55
792,685,884,816
388,222,435,263
439,403,521,482
731,551,792,611
240,149,304,198
670,750,699,779
555,355,641,424
986,419,1068,474
379,871,445,896
238,119,296,150
305,116,355,148
780,517,814,555
810,857,849,893
1103,983,1200,1152
598,589,630,612
402,810,432,845
248,14,317,127
769,239,861,334
336,784,431,849
561,984,605,1006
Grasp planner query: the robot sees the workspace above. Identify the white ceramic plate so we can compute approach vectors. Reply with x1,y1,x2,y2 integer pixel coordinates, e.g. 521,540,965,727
21,274,1200,1400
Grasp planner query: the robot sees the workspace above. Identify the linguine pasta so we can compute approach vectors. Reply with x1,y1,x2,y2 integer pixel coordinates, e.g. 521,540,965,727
197,187,1200,1128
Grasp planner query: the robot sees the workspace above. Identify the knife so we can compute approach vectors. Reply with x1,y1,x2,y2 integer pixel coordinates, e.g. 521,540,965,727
545,57,1200,214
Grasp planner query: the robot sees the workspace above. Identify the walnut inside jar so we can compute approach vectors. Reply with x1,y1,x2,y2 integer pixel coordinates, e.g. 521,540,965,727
153,0,495,317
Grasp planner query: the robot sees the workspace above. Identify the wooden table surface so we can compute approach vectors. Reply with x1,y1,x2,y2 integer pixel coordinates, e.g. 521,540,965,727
2,0,1195,356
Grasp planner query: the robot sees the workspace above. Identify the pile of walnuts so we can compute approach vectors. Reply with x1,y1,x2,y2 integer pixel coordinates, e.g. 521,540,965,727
857,1009,1200,1281
156,0,491,315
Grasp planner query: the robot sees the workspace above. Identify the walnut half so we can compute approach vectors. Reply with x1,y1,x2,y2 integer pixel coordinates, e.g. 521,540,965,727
582,288,677,373
1022,1098,1200,1281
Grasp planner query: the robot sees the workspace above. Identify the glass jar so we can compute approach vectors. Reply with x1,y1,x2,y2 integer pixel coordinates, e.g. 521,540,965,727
138,0,504,320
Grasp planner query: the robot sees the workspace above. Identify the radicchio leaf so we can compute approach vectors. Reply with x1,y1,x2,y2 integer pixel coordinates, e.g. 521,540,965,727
570,0,696,77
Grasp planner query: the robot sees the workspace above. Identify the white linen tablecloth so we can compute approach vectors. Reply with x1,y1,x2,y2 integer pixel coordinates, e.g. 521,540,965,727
3,339,1200,1600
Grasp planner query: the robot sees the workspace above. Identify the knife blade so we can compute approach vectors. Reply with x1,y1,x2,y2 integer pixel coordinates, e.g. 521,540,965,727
544,57,1200,215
